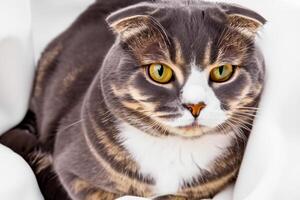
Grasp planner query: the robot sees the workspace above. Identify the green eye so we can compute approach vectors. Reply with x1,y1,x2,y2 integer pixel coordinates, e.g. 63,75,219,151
210,64,235,82
148,63,173,84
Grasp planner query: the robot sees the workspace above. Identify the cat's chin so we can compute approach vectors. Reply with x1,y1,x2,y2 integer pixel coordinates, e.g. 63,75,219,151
165,123,212,138
177,121,203,129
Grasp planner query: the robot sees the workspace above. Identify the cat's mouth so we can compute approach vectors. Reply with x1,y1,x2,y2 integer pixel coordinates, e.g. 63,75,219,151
155,112,225,137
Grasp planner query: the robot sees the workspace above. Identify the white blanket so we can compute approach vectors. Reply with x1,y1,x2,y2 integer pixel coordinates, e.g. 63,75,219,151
1,0,300,199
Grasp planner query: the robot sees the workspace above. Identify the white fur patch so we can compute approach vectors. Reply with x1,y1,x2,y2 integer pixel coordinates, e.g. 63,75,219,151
181,67,210,105
118,123,233,196
164,66,227,128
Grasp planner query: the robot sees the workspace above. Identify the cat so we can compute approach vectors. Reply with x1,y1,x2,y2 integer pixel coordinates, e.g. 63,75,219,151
0,0,266,199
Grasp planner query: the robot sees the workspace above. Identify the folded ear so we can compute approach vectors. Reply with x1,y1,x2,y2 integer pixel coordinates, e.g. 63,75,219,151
107,14,156,40
219,3,266,37
106,2,170,58
106,3,166,41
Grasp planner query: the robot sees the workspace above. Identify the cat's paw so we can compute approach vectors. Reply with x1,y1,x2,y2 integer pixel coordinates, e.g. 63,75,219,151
116,196,150,200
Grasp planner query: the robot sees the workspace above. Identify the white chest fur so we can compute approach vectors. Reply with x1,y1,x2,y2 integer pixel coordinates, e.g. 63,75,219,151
118,123,233,196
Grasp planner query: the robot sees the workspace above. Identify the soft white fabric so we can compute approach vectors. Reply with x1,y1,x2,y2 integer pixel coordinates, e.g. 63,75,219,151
0,0,34,134
0,145,43,200
228,0,300,199
31,0,94,62
0,1,42,199
1,0,300,200
0,1,93,199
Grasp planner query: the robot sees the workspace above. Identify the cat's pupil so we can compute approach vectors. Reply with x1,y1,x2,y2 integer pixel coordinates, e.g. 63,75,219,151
219,66,224,75
157,65,164,77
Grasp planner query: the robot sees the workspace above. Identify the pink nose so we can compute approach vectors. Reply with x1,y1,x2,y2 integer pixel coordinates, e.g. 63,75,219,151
183,102,206,118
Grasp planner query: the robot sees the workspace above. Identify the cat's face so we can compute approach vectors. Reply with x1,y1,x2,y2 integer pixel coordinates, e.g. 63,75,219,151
101,1,265,137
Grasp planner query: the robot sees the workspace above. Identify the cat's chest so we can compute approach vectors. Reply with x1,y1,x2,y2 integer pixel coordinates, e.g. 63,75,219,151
118,123,233,195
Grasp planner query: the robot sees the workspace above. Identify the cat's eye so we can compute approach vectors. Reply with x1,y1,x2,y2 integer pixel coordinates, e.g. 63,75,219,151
210,64,235,83
147,63,173,84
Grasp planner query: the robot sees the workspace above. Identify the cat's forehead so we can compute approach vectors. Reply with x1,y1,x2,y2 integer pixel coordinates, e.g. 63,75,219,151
152,3,230,68
156,3,226,35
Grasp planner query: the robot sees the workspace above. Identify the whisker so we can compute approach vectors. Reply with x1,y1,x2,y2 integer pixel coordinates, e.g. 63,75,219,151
232,112,257,119
228,118,252,132
227,120,248,140
58,118,85,134
229,116,253,127
224,121,244,150
236,106,260,109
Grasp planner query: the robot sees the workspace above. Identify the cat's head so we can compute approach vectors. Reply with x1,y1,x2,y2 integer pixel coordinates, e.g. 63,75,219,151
101,0,266,137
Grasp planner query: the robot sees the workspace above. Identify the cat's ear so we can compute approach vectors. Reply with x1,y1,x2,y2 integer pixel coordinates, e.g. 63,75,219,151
219,3,266,37
106,3,164,41
105,3,170,57
107,14,155,40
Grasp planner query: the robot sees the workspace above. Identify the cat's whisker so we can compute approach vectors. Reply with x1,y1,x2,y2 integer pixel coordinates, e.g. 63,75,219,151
235,110,258,115
59,119,85,133
236,107,259,111
221,102,260,110
236,109,260,115
235,114,257,122
224,121,244,151
229,116,253,127
235,112,260,120
232,112,257,119
234,112,257,117
218,123,229,135
227,118,253,132
227,113,254,123
226,120,248,142
237,106,260,110
229,112,256,119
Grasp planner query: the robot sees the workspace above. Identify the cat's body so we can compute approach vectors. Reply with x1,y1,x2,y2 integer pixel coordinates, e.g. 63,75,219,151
0,0,266,199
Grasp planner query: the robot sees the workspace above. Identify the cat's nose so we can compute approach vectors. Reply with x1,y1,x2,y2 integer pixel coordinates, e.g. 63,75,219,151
183,102,206,118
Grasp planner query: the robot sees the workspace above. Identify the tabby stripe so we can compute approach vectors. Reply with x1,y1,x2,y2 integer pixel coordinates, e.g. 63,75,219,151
180,168,238,198
83,123,153,196
83,108,154,187
86,113,146,181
